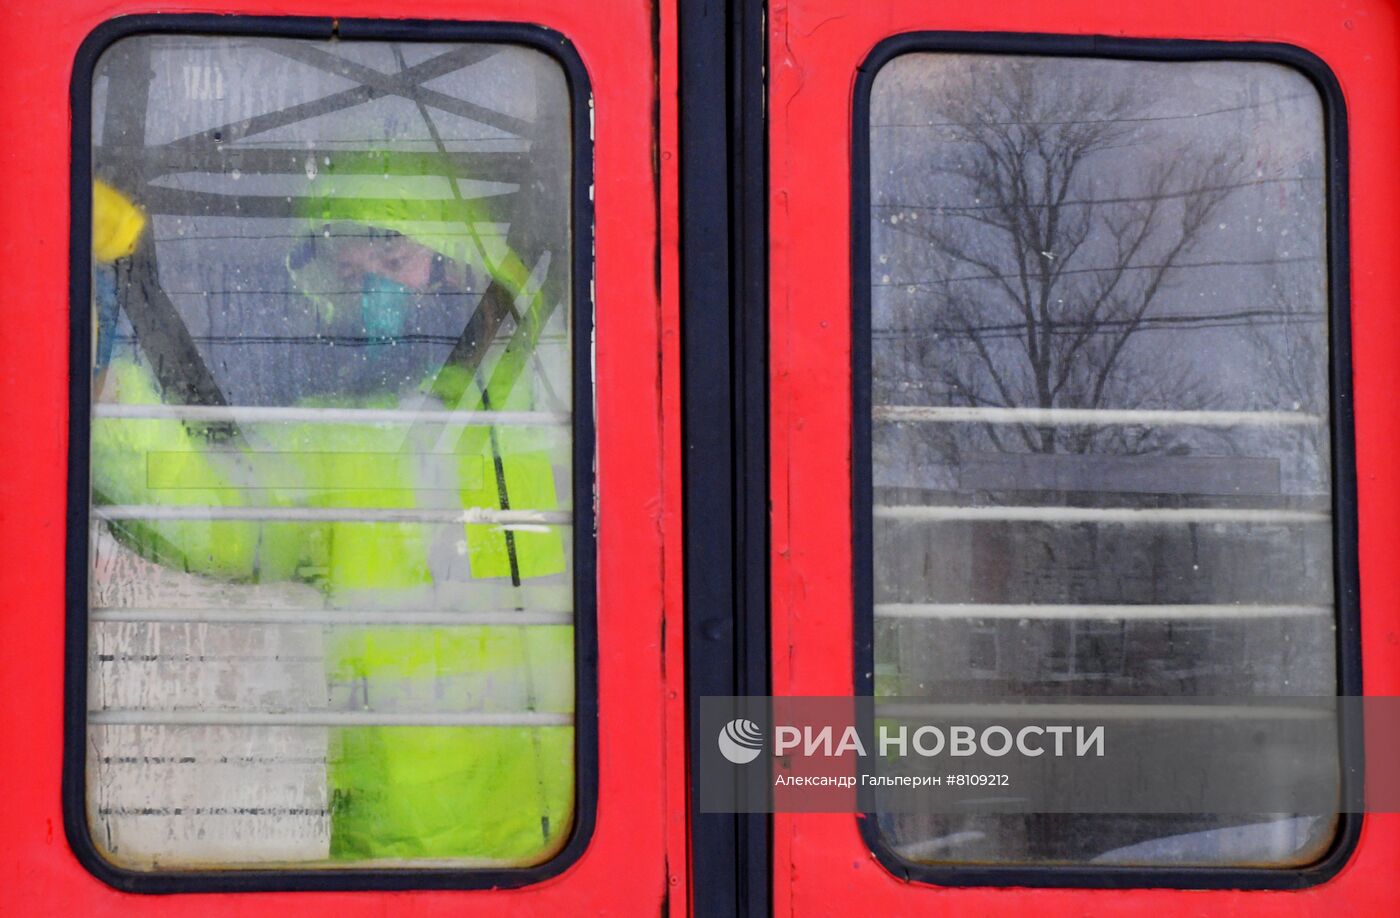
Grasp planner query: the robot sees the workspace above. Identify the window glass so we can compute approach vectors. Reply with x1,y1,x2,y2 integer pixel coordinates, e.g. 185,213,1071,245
866,53,1335,867
86,33,579,871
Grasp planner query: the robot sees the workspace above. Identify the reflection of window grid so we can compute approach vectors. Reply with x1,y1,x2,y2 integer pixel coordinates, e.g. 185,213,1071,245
966,623,998,674
1045,620,1125,679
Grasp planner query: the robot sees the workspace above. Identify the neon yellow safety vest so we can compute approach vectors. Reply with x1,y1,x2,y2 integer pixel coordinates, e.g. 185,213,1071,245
92,177,575,864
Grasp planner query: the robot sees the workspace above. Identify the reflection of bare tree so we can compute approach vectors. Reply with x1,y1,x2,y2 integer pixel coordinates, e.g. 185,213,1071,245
1244,213,1328,487
878,60,1245,455
1250,287,1325,418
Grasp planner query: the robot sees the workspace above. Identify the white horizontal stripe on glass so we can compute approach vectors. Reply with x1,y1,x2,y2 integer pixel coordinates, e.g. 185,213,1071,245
92,608,574,626
875,405,1323,428
874,505,1328,525
94,403,569,427
874,603,1331,620
94,505,571,525
89,710,573,727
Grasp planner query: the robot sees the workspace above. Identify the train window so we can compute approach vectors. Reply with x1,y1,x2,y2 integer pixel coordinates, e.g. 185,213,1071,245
80,28,588,876
863,53,1339,868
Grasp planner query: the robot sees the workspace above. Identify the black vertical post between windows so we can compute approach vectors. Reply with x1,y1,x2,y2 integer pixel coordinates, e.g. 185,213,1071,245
680,0,770,915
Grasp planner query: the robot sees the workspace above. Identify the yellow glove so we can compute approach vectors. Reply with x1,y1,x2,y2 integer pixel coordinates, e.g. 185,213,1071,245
93,180,145,263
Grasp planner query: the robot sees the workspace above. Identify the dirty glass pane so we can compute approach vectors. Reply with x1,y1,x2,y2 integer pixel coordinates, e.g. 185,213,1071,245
867,54,1336,867
86,34,578,871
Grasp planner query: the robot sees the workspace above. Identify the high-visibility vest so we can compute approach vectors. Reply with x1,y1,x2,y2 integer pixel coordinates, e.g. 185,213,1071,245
92,165,575,862
94,361,572,863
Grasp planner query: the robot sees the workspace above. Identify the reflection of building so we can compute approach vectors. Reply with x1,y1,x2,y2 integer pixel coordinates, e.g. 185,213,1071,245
873,466,1336,698
872,459,1337,866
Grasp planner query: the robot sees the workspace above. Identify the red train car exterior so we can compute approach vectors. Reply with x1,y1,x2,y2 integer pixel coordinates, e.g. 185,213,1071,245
771,0,1400,914
0,0,1397,914
1,0,688,914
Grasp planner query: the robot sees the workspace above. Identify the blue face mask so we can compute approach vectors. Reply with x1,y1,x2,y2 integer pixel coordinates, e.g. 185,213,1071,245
360,273,411,340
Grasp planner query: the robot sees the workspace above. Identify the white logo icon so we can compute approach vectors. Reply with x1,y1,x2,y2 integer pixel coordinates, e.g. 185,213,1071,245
718,718,765,764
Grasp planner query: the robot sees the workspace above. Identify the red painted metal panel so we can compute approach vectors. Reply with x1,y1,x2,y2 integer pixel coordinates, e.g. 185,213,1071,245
0,0,686,914
769,0,1400,913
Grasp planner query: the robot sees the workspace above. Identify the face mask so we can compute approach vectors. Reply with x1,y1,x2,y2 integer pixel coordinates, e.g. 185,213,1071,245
361,272,412,340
